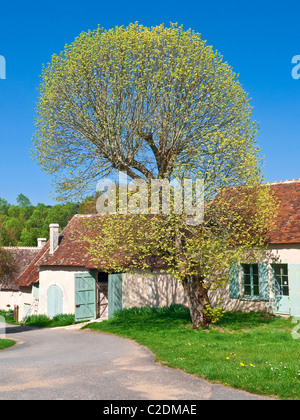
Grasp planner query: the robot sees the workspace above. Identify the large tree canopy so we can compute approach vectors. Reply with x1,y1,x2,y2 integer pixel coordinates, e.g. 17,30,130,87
33,22,259,201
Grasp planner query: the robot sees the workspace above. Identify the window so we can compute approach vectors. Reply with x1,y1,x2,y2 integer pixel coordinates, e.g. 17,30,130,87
272,264,289,297
242,264,260,297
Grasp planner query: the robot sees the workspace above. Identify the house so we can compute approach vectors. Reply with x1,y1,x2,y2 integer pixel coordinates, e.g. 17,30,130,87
217,179,300,317
3,179,300,322
0,239,46,316
13,217,187,322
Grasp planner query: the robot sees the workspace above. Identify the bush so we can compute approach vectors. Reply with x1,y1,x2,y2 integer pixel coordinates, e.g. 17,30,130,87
24,313,76,328
25,314,50,327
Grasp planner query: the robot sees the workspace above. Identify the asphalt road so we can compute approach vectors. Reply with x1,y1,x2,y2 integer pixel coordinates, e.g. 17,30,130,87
0,323,272,400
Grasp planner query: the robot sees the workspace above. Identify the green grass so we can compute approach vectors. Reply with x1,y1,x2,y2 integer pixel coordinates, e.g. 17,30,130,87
85,306,300,400
0,309,18,325
0,339,15,350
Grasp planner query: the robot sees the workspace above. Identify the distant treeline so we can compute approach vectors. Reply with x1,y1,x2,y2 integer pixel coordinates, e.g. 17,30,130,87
0,194,78,247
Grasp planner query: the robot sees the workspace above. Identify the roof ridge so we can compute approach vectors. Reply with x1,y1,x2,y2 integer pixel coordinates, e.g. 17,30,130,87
3,246,40,250
267,179,300,185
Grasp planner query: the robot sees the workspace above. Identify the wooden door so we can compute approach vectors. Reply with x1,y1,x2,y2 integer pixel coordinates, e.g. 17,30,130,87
47,285,63,318
272,264,290,315
75,272,96,322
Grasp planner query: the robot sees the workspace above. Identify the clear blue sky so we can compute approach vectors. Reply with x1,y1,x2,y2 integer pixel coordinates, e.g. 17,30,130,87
0,0,299,205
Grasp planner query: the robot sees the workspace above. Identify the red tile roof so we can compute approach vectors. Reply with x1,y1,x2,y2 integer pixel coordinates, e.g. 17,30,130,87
16,216,96,287
267,180,300,244
14,179,300,287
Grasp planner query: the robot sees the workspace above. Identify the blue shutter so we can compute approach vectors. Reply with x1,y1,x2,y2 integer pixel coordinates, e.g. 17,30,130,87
288,264,300,317
108,273,123,318
258,264,269,301
229,264,240,299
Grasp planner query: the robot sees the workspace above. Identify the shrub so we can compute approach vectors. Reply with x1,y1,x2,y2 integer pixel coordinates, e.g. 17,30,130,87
25,314,50,327
24,313,76,327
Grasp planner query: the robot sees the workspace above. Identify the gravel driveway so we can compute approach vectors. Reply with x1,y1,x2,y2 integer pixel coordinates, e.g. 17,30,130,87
0,323,272,400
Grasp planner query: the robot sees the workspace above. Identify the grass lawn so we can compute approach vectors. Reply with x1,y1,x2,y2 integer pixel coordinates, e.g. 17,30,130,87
85,306,300,400
0,339,15,350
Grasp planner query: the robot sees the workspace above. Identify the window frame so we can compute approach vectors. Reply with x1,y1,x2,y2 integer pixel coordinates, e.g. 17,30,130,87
241,263,260,298
272,264,289,297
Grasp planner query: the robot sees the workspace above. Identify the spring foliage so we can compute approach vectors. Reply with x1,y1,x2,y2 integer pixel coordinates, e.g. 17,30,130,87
33,22,259,201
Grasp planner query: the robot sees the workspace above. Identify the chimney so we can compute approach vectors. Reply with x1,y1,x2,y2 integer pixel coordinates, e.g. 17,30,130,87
37,238,47,249
49,223,59,254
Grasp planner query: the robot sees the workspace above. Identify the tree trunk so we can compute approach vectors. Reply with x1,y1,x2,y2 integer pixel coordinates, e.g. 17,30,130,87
182,275,210,328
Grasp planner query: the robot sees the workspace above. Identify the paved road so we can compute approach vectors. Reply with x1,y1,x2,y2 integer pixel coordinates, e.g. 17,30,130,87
0,323,271,400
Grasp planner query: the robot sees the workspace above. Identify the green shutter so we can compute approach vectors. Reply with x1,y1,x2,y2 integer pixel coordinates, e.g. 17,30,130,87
288,264,300,317
229,264,240,299
258,264,269,301
108,273,123,319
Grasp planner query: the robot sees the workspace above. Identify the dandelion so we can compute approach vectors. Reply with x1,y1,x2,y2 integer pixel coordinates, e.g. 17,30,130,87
240,363,246,367
226,357,230,360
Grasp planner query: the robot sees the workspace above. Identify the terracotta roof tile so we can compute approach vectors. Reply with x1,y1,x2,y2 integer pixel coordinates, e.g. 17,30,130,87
267,180,300,243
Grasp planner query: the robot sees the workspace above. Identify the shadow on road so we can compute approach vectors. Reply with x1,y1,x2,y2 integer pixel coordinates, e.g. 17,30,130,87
1,323,40,335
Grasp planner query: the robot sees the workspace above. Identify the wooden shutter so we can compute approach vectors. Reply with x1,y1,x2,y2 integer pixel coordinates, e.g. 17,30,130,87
258,264,269,301
229,264,240,299
288,264,300,317
108,273,123,319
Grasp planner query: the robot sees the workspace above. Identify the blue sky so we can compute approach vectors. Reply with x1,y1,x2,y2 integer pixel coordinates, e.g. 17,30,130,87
0,0,299,205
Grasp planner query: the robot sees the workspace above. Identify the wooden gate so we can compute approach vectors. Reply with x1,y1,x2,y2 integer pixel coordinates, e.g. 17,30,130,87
108,273,123,319
75,272,96,322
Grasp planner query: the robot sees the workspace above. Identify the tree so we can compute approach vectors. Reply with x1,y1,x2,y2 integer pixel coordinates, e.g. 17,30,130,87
32,22,278,326
0,198,11,214
0,247,18,280
33,23,259,202
0,196,78,246
76,183,278,328
16,194,31,209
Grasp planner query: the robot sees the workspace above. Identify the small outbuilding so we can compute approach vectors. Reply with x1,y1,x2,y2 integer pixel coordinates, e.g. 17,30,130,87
13,217,187,322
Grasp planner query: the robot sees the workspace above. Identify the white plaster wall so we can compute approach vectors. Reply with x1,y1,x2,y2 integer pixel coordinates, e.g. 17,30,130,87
122,270,188,309
268,244,300,264
38,267,89,316
0,287,33,321
210,245,300,313
209,284,272,313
